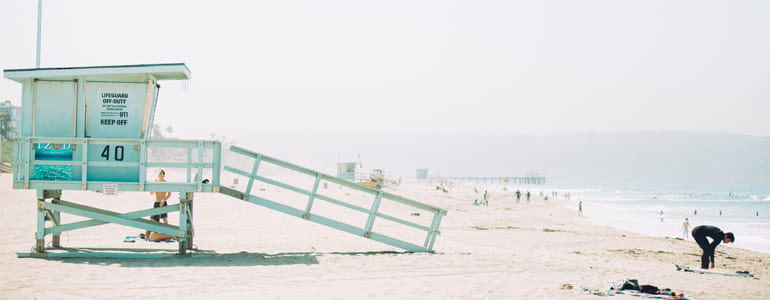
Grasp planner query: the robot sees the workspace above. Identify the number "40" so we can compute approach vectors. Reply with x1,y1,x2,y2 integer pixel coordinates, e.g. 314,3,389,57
101,145,125,161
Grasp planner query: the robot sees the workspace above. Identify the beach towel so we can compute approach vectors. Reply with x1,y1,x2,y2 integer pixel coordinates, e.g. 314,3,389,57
123,235,176,243
582,288,690,299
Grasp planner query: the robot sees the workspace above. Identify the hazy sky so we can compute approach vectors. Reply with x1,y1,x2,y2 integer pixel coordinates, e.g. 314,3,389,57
1,1,768,140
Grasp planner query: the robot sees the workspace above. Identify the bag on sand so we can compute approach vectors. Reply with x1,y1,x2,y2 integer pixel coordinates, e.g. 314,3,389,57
640,285,659,294
611,279,640,291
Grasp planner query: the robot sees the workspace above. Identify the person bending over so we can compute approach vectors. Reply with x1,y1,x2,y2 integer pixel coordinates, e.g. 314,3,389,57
691,225,734,269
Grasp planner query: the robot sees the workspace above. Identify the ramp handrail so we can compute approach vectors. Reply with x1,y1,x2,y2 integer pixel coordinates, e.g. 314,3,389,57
223,145,447,252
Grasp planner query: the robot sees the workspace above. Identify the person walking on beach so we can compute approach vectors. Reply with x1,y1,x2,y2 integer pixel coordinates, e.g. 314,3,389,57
515,190,521,203
691,225,734,269
526,191,531,203
150,170,172,224
681,218,690,239
482,190,489,207
578,201,583,216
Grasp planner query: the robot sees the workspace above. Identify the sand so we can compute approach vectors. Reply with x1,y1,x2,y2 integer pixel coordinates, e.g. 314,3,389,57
1,173,768,299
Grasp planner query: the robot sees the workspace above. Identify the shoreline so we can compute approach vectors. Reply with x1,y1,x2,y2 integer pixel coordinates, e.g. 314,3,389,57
1,174,769,299
453,182,770,255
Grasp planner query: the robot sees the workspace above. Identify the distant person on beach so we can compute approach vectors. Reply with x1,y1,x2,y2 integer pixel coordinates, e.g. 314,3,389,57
482,191,489,207
578,201,583,216
691,225,734,269
658,209,664,222
516,190,521,203
150,170,172,224
526,191,531,203
473,199,479,206
143,215,178,242
681,218,690,239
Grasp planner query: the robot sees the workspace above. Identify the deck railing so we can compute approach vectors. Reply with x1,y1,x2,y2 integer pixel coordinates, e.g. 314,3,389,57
12,137,221,193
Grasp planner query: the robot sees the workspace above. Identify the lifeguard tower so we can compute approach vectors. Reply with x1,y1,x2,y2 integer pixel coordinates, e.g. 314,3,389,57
4,63,446,258
336,162,357,181
0,100,21,168
416,169,428,180
0,100,21,141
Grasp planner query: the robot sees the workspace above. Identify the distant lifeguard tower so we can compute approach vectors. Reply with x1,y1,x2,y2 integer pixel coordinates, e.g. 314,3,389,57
416,169,428,180
336,162,357,181
0,100,21,141
4,63,446,258
0,100,21,166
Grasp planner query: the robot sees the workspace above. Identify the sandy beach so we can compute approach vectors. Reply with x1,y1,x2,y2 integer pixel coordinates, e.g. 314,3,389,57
1,173,768,299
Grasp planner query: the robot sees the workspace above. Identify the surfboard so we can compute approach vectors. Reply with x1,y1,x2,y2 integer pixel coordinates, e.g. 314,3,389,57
675,264,754,277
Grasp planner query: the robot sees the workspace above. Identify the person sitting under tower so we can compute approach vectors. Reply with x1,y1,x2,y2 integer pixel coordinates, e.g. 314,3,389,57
143,215,178,242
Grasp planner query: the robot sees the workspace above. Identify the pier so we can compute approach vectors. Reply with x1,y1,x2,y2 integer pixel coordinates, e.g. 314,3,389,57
437,177,546,185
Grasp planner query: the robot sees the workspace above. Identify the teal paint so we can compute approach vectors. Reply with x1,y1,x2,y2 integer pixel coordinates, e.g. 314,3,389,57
4,63,446,258
4,64,189,182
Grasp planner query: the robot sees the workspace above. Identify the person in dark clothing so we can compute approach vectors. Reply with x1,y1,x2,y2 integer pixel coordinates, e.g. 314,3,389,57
691,225,734,269
150,170,171,224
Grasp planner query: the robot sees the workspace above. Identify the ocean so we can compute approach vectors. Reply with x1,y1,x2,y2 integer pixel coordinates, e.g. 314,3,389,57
492,183,770,255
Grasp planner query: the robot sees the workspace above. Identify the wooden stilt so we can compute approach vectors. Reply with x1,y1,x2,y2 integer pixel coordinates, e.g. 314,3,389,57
177,192,195,255
186,192,194,251
36,192,45,253
51,194,61,248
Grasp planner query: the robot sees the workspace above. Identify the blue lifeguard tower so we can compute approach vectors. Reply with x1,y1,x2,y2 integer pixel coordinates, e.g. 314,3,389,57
4,63,446,258
1,100,21,167
336,162,357,181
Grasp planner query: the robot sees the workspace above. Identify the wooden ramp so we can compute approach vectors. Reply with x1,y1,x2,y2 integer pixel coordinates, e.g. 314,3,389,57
221,145,447,253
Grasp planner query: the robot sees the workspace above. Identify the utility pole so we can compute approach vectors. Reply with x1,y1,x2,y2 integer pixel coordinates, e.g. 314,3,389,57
36,0,43,68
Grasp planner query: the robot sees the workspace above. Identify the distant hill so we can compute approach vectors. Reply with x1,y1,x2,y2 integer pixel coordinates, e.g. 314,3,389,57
236,131,770,185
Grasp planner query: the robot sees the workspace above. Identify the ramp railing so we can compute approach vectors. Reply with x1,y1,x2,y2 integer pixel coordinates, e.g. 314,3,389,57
222,145,447,252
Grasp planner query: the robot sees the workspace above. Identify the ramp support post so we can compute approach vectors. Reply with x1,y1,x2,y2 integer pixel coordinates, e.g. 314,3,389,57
243,154,262,199
51,194,62,248
304,174,321,219
364,191,384,238
424,211,444,251
178,192,194,255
